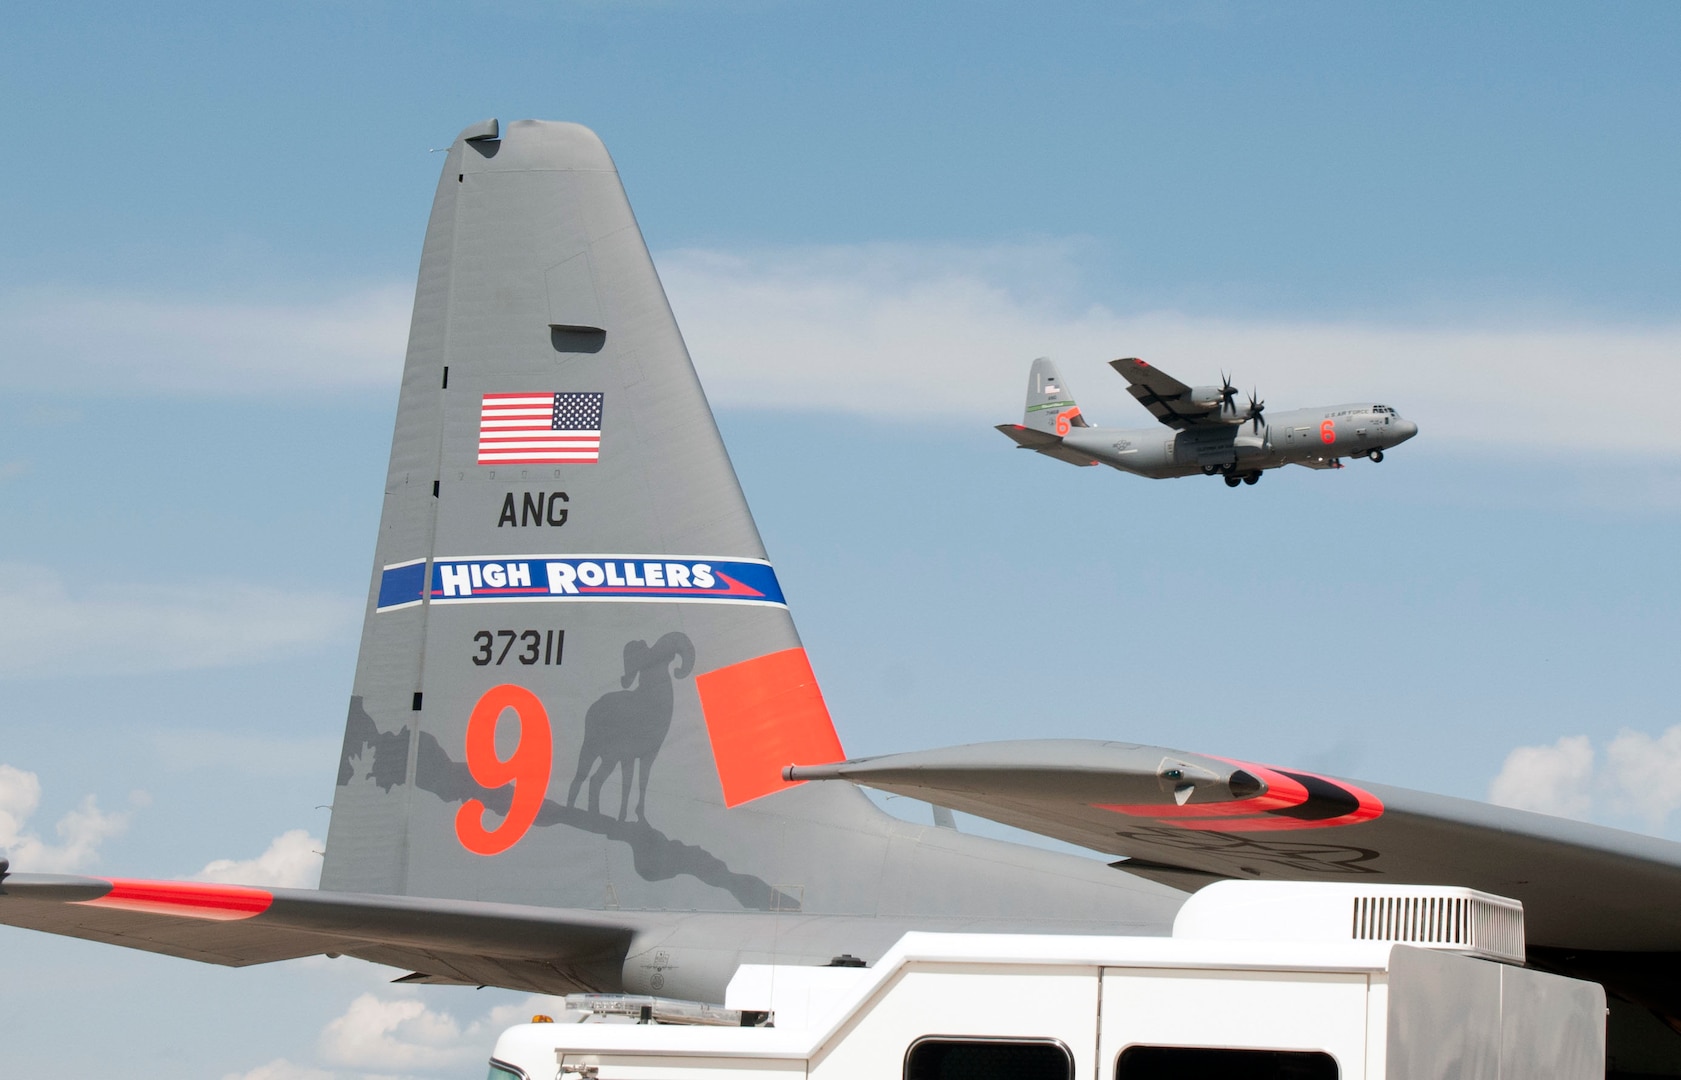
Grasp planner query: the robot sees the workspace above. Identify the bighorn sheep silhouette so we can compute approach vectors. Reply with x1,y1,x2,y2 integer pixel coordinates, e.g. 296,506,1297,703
567,632,695,823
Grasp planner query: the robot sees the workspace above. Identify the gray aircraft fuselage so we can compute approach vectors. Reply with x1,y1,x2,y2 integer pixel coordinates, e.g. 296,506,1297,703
1064,403,1419,478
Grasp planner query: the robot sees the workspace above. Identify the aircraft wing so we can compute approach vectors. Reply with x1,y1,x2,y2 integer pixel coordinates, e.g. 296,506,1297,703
0,873,634,993
1109,358,1224,429
788,740,1681,1016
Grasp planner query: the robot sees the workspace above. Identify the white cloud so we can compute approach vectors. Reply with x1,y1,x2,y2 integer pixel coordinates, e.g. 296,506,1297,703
252,989,571,1069
222,1060,336,1080
10,245,1681,458
218,990,574,1080
318,993,476,1072
317,995,467,1069
1603,727,1681,830
466,994,576,1038
0,562,358,678
0,285,410,396
1490,726,1681,833
1488,735,1594,819
0,763,131,872
198,828,324,889
661,243,1681,455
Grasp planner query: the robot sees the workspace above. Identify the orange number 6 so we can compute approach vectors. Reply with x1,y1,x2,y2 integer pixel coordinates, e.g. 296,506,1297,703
1319,419,1336,444
455,684,553,855
1055,406,1082,436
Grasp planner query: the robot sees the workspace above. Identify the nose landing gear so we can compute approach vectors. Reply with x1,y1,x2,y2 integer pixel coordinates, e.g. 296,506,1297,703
1369,449,1384,463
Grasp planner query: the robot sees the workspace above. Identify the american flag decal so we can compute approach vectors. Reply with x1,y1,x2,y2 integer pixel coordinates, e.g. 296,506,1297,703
478,392,603,465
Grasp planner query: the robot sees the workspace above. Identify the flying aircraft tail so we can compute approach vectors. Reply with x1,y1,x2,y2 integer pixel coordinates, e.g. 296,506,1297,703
995,358,1099,466
1019,357,1088,436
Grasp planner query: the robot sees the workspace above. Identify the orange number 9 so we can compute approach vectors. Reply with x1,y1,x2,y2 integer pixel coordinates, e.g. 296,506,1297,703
1319,419,1336,444
455,684,552,855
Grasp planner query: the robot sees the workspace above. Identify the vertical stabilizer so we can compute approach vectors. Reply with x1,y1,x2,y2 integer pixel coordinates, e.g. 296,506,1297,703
322,120,874,914
1022,357,1088,435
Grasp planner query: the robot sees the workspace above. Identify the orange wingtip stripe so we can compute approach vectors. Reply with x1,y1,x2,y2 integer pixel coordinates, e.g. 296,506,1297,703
696,647,845,807
1097,771,1311,819
1094,759,1382,834
75,878,274,921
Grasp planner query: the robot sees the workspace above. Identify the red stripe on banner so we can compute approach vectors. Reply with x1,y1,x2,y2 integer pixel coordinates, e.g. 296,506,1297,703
75,878,274,921
577,573,764,599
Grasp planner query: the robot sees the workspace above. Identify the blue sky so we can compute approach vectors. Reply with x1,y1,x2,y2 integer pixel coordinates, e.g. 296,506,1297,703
3,3,1680,1077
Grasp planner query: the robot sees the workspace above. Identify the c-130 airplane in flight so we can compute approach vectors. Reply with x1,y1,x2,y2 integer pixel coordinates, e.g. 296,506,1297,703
998,357,1419,486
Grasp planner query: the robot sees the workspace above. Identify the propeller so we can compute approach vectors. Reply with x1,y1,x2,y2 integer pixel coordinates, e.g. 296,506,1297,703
1247,389,1265,432
1218,371,1239,416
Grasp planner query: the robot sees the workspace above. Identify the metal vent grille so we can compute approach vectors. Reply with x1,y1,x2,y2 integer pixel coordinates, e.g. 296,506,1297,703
1351,894,1524,959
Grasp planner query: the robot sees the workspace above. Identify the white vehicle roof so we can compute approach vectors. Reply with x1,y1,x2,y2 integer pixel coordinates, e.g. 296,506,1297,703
498,930,1414,1061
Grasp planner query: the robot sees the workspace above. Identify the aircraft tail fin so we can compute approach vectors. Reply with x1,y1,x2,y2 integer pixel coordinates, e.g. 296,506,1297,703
1020,357,1088,436
320,119,883,916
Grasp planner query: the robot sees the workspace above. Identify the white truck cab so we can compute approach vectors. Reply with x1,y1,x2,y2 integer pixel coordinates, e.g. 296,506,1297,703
488,883,1604,1080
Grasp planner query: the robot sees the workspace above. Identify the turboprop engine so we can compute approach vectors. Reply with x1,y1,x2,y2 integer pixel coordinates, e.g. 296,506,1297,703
1181,373,1246,422
1184,385,1230,410
1183,384,1237,417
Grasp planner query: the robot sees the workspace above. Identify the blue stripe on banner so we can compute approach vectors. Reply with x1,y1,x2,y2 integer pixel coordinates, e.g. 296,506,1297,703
374,556,785,612
376,561,429,611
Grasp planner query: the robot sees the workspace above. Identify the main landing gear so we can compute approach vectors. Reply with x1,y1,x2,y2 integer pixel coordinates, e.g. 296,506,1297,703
1223,471,1262,488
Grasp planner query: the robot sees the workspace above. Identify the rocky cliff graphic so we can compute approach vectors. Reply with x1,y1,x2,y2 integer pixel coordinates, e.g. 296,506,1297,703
336,632,797,912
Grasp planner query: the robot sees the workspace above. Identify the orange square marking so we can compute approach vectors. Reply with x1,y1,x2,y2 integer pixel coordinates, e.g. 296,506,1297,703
696,647,845,807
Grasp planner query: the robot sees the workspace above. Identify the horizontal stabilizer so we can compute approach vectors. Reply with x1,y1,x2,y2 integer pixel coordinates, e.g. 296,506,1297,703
996,423,1061,450
0,874,634,994
995,424,1098,467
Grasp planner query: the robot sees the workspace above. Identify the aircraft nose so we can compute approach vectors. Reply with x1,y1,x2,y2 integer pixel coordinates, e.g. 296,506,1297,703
1393,418,1418,444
